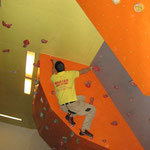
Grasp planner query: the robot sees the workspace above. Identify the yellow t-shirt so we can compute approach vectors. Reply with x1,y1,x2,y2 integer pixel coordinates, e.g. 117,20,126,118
51,71,79,105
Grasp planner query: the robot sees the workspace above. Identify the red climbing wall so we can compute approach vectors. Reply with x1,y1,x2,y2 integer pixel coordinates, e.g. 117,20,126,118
33,53,143,150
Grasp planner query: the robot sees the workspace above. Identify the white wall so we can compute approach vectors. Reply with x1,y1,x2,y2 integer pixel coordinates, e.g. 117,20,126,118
0,122,51,150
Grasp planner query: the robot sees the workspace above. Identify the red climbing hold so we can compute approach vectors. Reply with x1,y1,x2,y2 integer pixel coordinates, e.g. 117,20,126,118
126,112,131,118
37,60,40,67
41,39,48,43
89,97,94,105
23,40,30,48
2,21,12,28
51,91,55,95
92,66,100,72
128,98,133,102
2,49,10,53
111,121,118,126
102,139,107,143
60,139,64,146
129,80,137,87
103,94,108,98
114,85,119,89
33,60,40,67
85,81,91,88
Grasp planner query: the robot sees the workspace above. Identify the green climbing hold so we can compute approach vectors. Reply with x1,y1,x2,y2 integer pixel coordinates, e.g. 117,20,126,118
45,125,49,130
62,136,68,143
40,112,44,119
43,107,47,111
70,131,74,137
76,138,80,144
62,136,68,140
54,119,58,123
35,80,39,85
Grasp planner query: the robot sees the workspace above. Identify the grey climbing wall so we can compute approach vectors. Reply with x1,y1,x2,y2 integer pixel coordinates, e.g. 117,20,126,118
91,42,150,150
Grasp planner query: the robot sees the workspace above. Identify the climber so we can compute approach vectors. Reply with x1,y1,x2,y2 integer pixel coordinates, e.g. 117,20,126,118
50,59,96,138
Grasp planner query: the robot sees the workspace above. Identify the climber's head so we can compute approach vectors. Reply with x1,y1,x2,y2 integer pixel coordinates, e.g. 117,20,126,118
55,61,65,72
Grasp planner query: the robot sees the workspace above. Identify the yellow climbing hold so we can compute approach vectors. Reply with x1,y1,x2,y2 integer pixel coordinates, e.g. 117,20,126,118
112,0,120,5
134,3,144,12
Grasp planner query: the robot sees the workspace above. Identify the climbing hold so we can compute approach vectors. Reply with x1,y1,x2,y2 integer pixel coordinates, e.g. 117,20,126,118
85,81,92,88
70,131,74,137
112,0,120,5
40,97,43,103
37,60,40,67
40,112,44,119
62,136,68,143
2,49,10,53
92,66,100,72
89,97,94,105
23,40,30,48
33,63,37,67
126,112,131,118
11,70,17,74
51,91,55,95
102,139,107,143
129,80,137,87
114,85,119,89
2,21,12,28
111,121,118,126
54,119,58,124
33,60,40,67
41,39,48,43
134,3,144,13
45,125,49,130
128,98,133,102
35,80,39,85
76,138,80,144
62,136,68,140
60,139,64,146
33,91,37,95
43,107,47,111
103,94,109,98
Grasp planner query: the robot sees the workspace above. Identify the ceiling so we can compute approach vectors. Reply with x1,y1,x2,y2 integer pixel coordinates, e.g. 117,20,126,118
0,0,104,128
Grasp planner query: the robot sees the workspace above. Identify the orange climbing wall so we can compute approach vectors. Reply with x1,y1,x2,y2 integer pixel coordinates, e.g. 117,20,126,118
39,53,143,150
33,83,107,150
76,0,150,96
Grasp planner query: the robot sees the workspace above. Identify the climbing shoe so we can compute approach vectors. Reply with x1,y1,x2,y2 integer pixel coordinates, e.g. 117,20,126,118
79,130,93,139
65,113,76,126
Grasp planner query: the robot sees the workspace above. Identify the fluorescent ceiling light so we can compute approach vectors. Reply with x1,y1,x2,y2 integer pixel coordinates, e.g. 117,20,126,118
24,78,32,95
25,51,35,78
0,114,22,121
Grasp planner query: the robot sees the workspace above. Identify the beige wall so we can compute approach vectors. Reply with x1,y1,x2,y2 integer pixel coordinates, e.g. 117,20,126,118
0,122,51,150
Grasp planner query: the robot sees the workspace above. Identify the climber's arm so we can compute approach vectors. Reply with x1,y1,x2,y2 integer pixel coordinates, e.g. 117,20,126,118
79,67,92,75
51,59,58,74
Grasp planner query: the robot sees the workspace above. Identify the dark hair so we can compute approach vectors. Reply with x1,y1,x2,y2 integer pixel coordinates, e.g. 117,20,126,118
55,61,65,72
